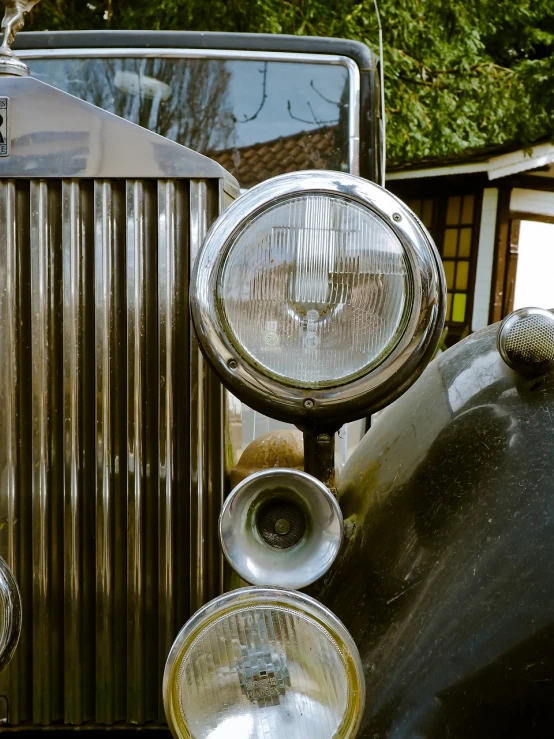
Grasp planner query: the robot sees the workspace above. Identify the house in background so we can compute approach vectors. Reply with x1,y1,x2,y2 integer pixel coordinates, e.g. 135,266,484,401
212,128,554,346
387,141,554,344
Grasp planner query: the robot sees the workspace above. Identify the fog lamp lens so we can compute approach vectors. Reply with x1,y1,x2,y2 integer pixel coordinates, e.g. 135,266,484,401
220,193,409,387
164,587,364,739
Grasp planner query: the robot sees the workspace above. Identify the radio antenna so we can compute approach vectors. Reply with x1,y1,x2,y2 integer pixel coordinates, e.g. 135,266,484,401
372,0,386,187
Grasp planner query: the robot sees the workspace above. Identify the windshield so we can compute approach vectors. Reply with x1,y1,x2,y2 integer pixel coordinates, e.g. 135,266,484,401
27,55,352,187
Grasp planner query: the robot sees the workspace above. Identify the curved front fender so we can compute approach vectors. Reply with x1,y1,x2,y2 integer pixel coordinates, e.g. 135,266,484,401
313,322,554,738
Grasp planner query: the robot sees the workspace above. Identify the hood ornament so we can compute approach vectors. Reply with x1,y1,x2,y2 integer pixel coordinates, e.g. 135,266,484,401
0,0,42,76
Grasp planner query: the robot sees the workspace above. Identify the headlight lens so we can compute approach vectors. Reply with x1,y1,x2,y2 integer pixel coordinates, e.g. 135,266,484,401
221,193,410,387
164,587,364,739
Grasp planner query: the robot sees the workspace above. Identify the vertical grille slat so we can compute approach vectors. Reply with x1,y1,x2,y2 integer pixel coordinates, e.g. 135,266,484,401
94,180,127,725
0,181,18,595
62,180,95,724
94,179,114,725
0,175,226,728
30,181,64,725
126,180,159,724
62,180,84,723
157,180,190,720
189,181,208,615
126,180,146,724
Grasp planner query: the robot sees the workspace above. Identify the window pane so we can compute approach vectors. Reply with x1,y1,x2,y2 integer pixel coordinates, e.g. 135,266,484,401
461,195,475,224
446,292,453,321
443,229,458,257
458,227,472,257
422,199,434,229
446,196,461,225
456,261,469,290
452,293,467,323
443,260,455,289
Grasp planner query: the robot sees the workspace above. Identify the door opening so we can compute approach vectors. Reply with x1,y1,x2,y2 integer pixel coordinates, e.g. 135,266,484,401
513,220,554,311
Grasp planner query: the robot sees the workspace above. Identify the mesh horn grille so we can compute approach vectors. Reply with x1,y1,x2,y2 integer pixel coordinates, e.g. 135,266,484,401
499,308,554,373
257,500,307,550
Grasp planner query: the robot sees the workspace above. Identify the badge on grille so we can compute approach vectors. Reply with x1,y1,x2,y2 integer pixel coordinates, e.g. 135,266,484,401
0,98,8,156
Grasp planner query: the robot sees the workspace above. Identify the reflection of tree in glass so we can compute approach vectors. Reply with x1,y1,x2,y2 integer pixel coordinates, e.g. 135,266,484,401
44,57,235,153
287,78,349,172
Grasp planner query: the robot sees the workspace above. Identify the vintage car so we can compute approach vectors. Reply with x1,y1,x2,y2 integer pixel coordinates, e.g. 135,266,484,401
0,5,553,738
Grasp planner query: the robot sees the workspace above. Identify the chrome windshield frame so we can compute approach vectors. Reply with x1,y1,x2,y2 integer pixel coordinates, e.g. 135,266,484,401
19,47,361,176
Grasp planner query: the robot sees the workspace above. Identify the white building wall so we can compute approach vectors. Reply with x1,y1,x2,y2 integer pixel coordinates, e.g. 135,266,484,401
510,187,554,217
471,188,498,330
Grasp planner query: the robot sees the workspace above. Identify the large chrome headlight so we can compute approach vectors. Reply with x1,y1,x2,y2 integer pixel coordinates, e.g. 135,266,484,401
192,171,445,423
164,587,364,739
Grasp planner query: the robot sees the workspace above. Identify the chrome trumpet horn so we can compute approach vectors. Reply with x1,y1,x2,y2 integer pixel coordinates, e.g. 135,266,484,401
219,468,343,590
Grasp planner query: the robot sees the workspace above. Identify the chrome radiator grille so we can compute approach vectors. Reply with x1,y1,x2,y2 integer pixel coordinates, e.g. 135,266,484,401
0,177,226,727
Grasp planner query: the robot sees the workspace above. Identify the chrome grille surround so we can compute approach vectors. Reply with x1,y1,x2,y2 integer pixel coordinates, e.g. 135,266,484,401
0,73,238,727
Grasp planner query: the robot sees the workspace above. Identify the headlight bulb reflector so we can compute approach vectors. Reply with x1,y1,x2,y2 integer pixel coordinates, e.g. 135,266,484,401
221,193,410,387
164,587,364,739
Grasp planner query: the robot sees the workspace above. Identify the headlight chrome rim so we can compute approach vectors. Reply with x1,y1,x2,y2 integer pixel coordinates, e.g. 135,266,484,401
191,170,445,424
0,556,21,675
163,586,365,739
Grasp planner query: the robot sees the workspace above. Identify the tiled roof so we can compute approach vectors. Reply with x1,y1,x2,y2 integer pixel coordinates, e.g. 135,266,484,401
208,126,339,189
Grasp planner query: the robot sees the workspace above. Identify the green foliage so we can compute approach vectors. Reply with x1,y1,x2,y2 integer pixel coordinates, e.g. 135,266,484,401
26,0,554,166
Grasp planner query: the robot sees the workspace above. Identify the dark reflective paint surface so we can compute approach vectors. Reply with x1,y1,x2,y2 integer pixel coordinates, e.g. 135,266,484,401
27,57,350,186
313,321,554,738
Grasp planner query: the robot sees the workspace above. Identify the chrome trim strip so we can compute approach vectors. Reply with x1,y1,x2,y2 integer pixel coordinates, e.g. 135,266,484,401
94,180,116,723
126,179,151,723
30,180,62,724
157,180,175,699
20,48,360,176
62,180,86,723
157,179,195,719
189,180,208,614
0,182,18,584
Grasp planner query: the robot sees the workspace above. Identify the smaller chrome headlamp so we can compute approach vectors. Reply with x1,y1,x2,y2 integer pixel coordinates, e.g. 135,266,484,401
191,170,445,424
164,587,365,739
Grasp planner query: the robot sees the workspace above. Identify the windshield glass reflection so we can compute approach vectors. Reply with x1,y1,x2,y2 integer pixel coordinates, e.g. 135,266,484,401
27,56,351,187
